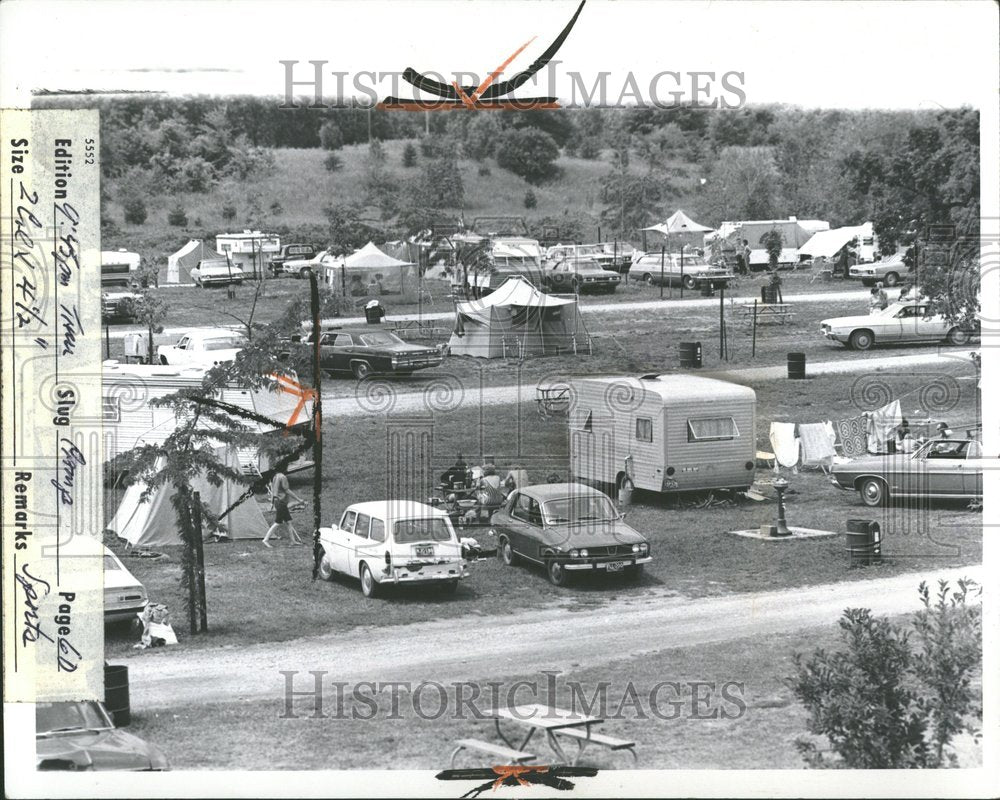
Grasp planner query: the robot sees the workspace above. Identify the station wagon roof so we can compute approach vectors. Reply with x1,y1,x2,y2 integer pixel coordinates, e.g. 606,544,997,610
340,500,447,521
577,374,755,404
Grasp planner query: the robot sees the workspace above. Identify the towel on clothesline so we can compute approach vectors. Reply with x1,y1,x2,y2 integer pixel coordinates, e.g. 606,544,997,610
799,422,837,466
867,400,902,453
769,422,800,468
835,415,868,458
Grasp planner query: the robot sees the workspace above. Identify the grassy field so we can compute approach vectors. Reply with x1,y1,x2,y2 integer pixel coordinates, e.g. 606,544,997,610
104,367,981,658
124,614,982,770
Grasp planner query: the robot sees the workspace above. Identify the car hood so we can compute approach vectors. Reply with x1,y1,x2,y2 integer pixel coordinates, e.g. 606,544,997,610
542,520,646,549
37,729,165,771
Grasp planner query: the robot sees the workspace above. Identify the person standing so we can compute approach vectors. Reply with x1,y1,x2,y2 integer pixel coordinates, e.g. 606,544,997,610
741,239,752,275
264,469,306,547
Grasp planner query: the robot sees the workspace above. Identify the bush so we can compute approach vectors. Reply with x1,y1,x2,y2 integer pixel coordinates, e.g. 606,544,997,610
122,195,148,225
222,203,237,222
496,128,561,184
167,204,188,227
324,152,343,172
477,164,492,177
402,142,418,168
408,154,464,209
318,121,344,151
523,189,537,209
269,200,284,215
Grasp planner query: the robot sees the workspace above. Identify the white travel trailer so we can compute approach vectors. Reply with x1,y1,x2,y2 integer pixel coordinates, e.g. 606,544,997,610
102,362,313,479
569,374,757,495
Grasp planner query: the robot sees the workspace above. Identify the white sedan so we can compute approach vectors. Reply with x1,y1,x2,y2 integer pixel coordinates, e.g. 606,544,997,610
821,301,975,350
283,249,339,278
156,328,247,366
317,501,468,597
103,546,149,624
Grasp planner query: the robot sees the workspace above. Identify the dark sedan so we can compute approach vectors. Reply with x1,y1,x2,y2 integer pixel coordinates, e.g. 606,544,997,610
542,257,621,294
489,482,651,586
36,701,169,771
288,327,445,379
831,438,985,507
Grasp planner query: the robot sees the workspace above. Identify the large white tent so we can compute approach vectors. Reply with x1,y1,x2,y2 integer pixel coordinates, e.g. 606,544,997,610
643,210,714,252
167,240,226,284
107,445,269,547
320,241,416,295
448,277,589,359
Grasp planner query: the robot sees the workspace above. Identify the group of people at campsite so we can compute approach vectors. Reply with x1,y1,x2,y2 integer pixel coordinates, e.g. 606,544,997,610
439,454,538,525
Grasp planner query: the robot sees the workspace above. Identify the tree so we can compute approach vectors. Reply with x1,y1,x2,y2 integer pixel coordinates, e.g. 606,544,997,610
318,121,344,150
759,229,784,271
523,189,537,210
167,204,188,227
222,203,237,222
408,153,464,209
122,194,148,225
599,150,664,237
462,114,504,160
129,262,168,364
402,142,418,167
790,580,982,769
495,128,561,184
702,146,782,223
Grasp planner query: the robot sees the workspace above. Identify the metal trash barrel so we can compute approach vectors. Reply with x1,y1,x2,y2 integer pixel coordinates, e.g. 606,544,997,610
762,286,779,303
104,664,131,727
845,519,881,566
700,281,714,297
787,352,807,380
679,341,702,368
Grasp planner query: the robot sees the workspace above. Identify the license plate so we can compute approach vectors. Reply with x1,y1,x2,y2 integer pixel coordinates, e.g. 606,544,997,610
415,545,433,557
605,560,627,572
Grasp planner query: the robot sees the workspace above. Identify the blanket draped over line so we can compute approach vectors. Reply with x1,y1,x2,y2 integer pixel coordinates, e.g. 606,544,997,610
867,400,902,453
769,422,800,468
799,422,837,466
835,414,868,458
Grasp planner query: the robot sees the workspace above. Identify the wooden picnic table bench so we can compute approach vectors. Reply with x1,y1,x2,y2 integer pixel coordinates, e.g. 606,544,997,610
741,302,795,325
488,703,609,766
450,738,536,768
552,727,637,763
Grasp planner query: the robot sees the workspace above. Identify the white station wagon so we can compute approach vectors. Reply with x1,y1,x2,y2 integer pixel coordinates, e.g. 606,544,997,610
317,501,467,597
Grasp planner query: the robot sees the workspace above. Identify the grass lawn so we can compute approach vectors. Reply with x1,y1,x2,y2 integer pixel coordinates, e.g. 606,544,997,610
124,616,983,770
104,367,981,658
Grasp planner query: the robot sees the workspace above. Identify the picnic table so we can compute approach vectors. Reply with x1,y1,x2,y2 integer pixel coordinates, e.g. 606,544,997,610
741,302,795,325
391,319,447,340
450,702,636,767
536,386,571,416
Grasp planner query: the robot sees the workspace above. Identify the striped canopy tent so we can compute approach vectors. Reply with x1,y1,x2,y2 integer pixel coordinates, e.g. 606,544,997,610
448,277,589,359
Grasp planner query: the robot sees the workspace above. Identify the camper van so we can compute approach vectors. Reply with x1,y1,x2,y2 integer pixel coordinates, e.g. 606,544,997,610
569,374,757,495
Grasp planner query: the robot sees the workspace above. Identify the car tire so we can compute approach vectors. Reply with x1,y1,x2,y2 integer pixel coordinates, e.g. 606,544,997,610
359,563,380,597
298,267,311,279
682,275,696,290
160,355,169,365
859,477,888,508
625,564,644,581
883,271,899,287
849,329,874,351
643,273,654,286
546,558,569,587
947,327,971,346
317,549,335,581
351,360,372,380
498,536,518,566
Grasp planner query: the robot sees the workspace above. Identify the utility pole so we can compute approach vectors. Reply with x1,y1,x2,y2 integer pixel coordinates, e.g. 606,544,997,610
191,491,209,632
309,271,324,579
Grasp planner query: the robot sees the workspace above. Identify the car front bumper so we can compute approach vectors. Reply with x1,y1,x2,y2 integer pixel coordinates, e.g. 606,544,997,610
563,555,652,571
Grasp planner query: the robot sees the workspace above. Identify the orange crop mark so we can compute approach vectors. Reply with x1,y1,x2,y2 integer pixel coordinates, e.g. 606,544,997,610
490,765,549,789
475,36,536,99
270,373,319,436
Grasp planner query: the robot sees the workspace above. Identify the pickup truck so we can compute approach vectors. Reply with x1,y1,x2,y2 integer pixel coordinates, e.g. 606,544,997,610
270,243,319,277
157,328,247,367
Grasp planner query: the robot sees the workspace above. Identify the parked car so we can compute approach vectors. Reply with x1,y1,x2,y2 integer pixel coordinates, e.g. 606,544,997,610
269,243,319,277
627,252,733,290
36,701,169,771
157,328,247,367
849,253,907,286
489,482,651,586
820,301,976,350
542,257,621,294
284,327,444,380
283,249,336,278
316,501,467,596
190,258,245,287
832,437,985,507
101,291,141,323
103,546,148,624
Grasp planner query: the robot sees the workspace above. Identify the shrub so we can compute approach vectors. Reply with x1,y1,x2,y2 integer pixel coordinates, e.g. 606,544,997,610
496,128,561,184
122,195,148,225
324,152,343,171
477,164,492,177
222,203,237,222
318,121,344,150
523,189,537,209
402,142,418,168
167,204,188,227
269,200,284,215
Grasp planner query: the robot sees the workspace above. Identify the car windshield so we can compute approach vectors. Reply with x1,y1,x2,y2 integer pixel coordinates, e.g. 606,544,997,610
915,439,969,460
36,702,111,735
393,517,454,543
103,555,121,570
203,336,246,351
541,495,618,524
358,331,404,347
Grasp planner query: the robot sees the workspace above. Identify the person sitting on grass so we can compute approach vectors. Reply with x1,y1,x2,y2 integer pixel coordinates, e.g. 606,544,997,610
264,469,306,548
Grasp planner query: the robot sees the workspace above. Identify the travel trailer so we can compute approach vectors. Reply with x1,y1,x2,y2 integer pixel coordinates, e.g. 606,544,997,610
569,374,757,495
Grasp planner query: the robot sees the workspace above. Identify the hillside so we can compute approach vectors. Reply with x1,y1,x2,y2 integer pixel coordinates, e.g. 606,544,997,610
102,140,704,263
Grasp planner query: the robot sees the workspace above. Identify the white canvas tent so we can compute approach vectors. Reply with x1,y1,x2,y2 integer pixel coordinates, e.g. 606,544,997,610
800,222,877,262
448,277,589,358
107,445,269,547
644,210,714,239
167,240,226,284
320,241,416,295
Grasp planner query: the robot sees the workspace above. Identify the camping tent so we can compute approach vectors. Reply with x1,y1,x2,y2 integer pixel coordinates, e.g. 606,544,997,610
448,277,589,358
643,210,714,251
107,445,269,547
320,241,416,296
800,222,876,261
167,240,226,284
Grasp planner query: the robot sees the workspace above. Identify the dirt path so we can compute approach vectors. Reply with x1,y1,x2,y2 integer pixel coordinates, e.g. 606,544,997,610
125,565,979,710
321,350,976,412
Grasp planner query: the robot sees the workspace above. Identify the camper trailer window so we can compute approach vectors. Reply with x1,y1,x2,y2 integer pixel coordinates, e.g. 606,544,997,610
635,417,653,443
687,417,739,442
102,397,121,423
